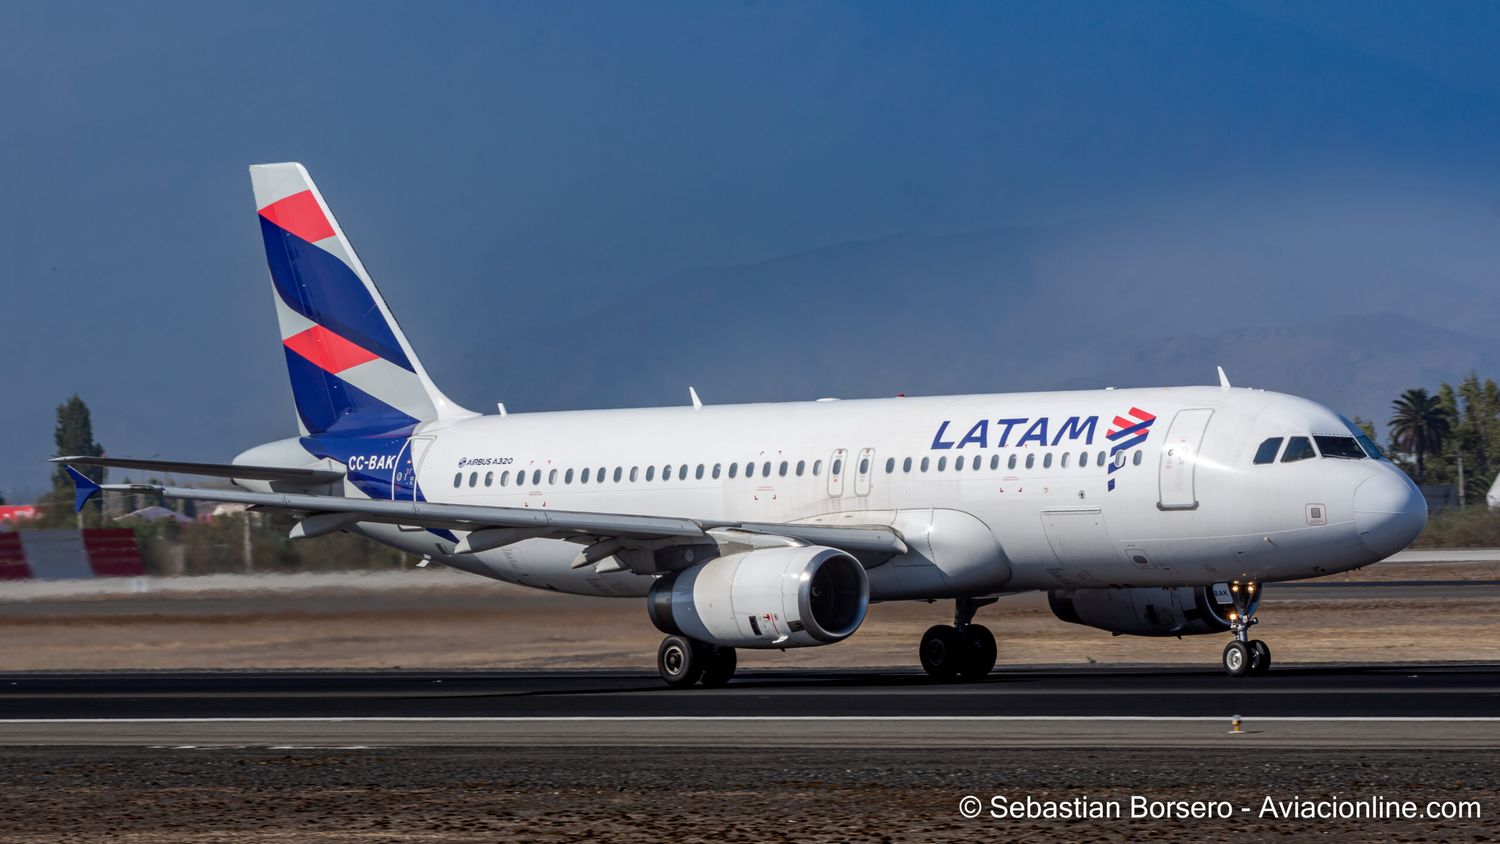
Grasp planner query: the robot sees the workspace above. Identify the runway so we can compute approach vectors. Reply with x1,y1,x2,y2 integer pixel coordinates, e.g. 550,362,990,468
3,665,1498,747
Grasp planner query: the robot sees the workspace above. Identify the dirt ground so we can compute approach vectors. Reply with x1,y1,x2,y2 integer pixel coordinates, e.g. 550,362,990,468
0,747,1494,843
1,562,1497,671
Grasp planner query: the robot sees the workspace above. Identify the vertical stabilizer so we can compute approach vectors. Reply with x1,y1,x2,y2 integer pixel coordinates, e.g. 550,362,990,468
250,163,472,436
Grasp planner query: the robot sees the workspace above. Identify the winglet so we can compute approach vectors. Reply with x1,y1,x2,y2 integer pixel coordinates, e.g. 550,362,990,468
1217,366,1231,391
689,386,703,410
64,465,101,512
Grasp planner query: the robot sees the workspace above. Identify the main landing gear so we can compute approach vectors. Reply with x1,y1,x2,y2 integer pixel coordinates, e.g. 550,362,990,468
919,597,999,682
656,635,738,688
1221,581,1271,677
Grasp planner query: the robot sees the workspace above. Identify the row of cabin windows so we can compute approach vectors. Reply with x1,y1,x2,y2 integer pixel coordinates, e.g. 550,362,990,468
452,448,1145,489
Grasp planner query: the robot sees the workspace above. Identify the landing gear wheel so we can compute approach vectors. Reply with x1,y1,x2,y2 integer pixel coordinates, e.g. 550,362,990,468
957,625,997,681
920,625,962,681
657,635,706,688
1222,640,1251,678
1248,640,1271,675
699,646,738,687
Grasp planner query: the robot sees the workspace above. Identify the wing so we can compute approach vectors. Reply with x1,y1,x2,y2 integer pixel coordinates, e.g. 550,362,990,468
67,468,907,573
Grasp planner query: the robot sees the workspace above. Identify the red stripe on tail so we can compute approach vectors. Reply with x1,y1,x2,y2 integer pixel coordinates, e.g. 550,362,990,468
258,189,336,243
283,325,380,374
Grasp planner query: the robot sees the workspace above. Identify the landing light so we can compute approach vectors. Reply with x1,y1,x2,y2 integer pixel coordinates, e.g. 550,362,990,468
1228,611,1239,621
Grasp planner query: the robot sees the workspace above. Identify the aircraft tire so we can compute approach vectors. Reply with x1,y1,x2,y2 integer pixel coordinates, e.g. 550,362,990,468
699,646,738,687
1248,640,1271,675
920,625,963,682
658,635,707,688
1222,640,1251,678
956,625,997,681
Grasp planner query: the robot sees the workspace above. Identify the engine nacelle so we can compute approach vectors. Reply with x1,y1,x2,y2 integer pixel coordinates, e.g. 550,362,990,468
648,546,869,649
1048,585,1259,637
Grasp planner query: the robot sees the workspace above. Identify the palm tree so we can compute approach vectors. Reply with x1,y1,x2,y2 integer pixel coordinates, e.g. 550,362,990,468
1389,388,1450,483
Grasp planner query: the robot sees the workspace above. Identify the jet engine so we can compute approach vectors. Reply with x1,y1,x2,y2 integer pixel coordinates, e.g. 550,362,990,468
1047,585,1259,637
648,546,869,648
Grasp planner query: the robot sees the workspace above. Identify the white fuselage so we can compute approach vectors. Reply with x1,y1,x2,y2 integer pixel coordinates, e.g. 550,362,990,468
322,385,1424,601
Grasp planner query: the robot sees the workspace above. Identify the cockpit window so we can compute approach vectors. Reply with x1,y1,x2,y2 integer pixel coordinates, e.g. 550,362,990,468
1281,436,1317,463
1355,433,1385,460
1252,437,1283,465
1338,417,1387,460
1314,435,1366,460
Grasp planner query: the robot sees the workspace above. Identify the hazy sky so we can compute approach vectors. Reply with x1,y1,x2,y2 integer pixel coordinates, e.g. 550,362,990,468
3,1,1499,498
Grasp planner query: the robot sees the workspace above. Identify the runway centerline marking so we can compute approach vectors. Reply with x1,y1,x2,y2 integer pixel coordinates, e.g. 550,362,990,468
4,716,1499,724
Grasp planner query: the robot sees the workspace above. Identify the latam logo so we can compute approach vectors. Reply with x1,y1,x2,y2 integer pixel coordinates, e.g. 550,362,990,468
1106,407,1157,491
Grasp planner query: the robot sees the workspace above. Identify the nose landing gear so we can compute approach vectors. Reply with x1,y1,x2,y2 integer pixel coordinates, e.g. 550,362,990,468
919,597,999,682
1221,581,1270,677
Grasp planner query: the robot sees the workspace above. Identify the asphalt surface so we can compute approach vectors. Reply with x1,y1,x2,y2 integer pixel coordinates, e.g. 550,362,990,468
3,664,1498,720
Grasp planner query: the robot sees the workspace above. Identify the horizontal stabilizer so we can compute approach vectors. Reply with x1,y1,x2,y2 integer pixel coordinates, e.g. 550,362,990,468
51,456,344,484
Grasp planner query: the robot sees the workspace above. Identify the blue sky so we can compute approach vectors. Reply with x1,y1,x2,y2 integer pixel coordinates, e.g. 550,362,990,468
3,1,1499,498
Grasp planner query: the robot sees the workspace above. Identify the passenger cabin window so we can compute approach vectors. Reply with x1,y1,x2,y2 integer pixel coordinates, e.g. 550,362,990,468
453,472,461,488
780,461,789,477
920,457,930,472
712,464,721,479
1132,451,1143,466
531,469,541,486
1253,437,1283,465
813,460,823,476
1314,436,1366,460
565,469,574,484
729,463,738,478
679,465,688,481
990,455,999,470
646,466,656,481
885,458,895,473
1042,453,1052,469
581,468,590,484
547,469,557,485
903,457,913,473
469,472,478,487
832,459,842,475
796,460,806,476
1281,436,1317,463
485,471,494,486
1025,454,1035,469
629,467,638,482
1061,453,1070,469
972,456,981,470
1078,452,1089,467
1008,455,1017,470
937,457,947,471
501,471,510,486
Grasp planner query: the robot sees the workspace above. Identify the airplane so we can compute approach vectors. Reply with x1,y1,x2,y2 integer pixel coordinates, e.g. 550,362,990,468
61,163,1428,687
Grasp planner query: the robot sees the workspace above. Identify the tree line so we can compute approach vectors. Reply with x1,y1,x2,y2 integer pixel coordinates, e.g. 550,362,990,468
1383,372,1500,502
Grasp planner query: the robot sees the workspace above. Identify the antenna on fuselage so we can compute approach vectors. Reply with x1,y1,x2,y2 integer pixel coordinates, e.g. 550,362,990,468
1217,366,1231,391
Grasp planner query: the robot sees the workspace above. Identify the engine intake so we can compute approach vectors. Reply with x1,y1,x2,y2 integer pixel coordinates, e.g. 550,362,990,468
648,546,869,648
1048,585,1258,637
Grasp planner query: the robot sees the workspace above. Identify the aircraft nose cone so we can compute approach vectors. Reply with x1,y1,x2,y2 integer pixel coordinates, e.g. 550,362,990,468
1353,471,1427,559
